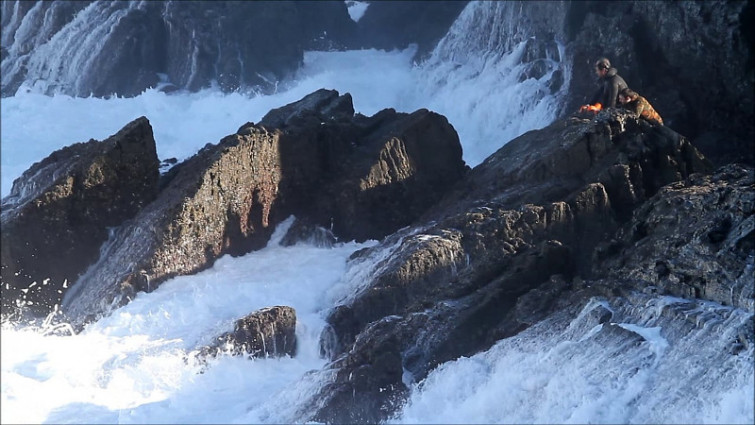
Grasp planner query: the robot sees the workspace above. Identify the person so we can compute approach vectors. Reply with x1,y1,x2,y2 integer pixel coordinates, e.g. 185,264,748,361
618,87,664,125
589,57,627,108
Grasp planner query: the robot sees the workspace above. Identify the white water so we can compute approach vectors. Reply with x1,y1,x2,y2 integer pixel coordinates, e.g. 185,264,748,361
2,1,753,424
394,298,755,424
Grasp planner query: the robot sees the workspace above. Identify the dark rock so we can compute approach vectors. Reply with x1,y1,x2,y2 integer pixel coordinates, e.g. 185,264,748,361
312,316,409,424
594,163,755,309
280,219,337,248
429,109,711,276
353,1,469,59
0,117,159,317
59,123,287,327
264,89,468,243
198,306,297,359
58,89,466,327
259,88,356,128
431,110,711,218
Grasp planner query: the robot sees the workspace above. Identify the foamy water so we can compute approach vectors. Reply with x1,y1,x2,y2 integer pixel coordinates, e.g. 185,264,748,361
394,297,754,424
1,219,376,424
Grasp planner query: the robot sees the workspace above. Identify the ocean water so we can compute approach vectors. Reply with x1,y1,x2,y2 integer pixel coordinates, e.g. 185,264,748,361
2,2,753,423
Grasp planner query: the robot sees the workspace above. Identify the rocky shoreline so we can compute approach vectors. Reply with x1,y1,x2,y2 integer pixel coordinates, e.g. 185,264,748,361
1,89,752,422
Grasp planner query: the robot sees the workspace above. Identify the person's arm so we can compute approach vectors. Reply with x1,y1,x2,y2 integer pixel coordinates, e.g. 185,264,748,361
606,77,621,108
624,100,640,116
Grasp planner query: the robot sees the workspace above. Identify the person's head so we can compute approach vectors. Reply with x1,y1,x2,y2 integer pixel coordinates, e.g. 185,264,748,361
618,88,638,104
594,57,611,77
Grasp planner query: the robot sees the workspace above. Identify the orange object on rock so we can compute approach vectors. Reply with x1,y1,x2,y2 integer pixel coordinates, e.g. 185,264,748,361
579,103,602,113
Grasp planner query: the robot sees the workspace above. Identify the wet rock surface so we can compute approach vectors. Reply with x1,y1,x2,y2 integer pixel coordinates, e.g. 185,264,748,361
0,117,159,317
595,163,754,310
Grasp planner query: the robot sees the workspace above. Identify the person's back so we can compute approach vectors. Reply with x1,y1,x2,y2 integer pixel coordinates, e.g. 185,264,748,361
590,58,628,108
618,88,664,125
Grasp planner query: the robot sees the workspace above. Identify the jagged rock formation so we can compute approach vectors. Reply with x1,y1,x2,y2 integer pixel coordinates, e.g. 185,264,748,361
0,117,159,317
595,163,754,310
42,89,465,327
198,306,297,359
304,109,734,423
259,89,467,243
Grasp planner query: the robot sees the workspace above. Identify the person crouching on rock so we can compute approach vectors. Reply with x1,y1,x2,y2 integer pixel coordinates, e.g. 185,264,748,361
590,57,628,109
618,88,664,125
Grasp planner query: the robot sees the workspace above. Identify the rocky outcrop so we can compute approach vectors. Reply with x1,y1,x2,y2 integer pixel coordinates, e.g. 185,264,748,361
262,89,467,242
198,306,297,359
0,117,159,317
57,89,465,327
594,163,754,310
304,109,718,423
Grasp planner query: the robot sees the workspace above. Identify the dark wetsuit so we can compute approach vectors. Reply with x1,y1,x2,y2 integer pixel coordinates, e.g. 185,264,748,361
590,67,628,108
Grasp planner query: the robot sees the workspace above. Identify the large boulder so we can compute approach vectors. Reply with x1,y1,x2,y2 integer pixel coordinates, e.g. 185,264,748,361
262,89,468,242
0,117,159,318
304,109,714,423
60,89,466,328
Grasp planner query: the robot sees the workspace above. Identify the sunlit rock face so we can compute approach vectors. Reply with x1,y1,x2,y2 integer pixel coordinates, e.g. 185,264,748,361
197,306,298,360
55,89,465,328
0,117,159,318
306,109,728,423
260,89,467,243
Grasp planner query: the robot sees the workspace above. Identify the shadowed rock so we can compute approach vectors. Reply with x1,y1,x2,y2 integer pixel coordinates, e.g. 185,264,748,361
594,163,754,310
1,1,357,97
564,0,753,167
1,117,159,317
